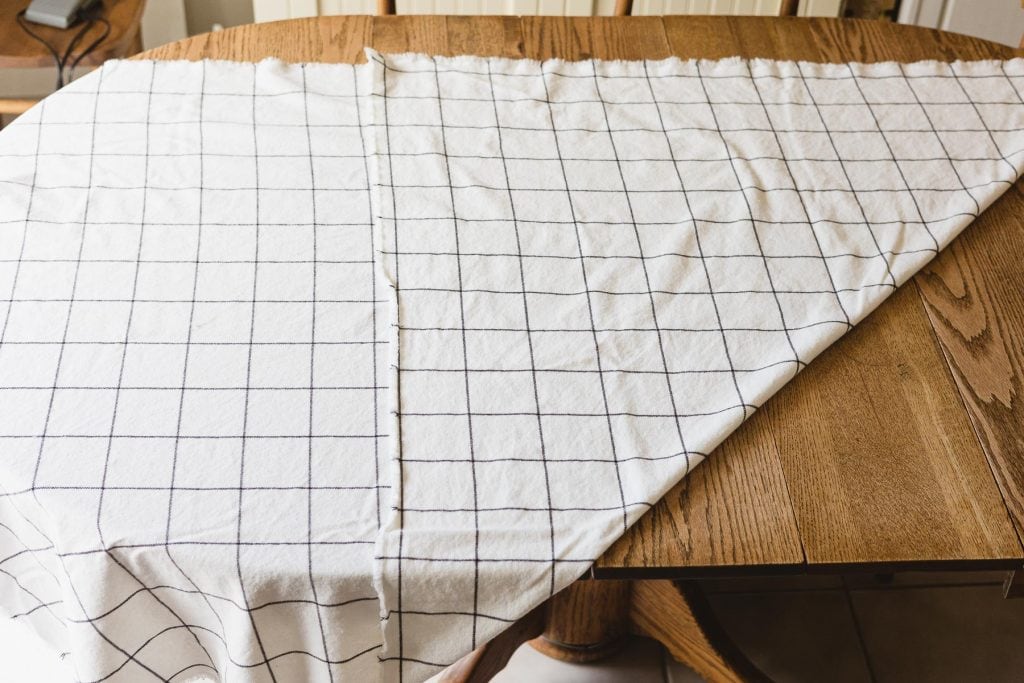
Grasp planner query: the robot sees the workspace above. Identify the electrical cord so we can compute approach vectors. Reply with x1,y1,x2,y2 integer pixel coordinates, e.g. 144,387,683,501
16,3,112,90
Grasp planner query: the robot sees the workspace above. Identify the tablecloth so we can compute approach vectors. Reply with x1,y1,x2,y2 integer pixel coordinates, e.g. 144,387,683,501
1,51,1023,683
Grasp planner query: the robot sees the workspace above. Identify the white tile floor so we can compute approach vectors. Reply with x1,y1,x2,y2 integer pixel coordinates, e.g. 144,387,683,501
4,571,1023,682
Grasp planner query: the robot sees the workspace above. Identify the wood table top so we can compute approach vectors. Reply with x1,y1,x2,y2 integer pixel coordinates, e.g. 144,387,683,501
0,0,145,69
137,15,1024,578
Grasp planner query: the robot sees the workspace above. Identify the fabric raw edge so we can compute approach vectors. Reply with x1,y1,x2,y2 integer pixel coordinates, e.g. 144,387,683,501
363,51,1024,75
100,54,1024,72
362,49,404,681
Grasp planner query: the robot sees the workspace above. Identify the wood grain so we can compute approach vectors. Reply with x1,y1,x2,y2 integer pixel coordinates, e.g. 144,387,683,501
767,285,1021,564
0,0,144,68
133,17,1024,572
529,580,631,662
446,16,524,58
598,411,804,572
630,580,769,683
519,16,670,61
373,15,449,55
143,15,373,63
916,182,1024,545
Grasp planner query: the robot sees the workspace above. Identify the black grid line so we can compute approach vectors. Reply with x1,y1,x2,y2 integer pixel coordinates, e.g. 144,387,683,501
538,61,629,535
485,59,559,602
94,59,220,675
744,61,853,331
643,63,752,425
302,63,336,683
237,64,279,682
695,60,805,375
429,55,483,651
595,59,692,474
796,61,900,290
22,65,164,682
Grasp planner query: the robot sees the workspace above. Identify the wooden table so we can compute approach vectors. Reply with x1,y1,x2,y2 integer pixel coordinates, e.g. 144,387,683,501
138,15,1024,682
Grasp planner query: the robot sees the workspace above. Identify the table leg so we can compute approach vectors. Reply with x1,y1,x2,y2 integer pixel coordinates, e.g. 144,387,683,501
631,580,771,683
528,579,632,663
440,577,771,682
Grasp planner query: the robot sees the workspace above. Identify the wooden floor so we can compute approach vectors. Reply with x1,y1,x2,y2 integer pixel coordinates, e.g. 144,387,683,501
139,15,1024,577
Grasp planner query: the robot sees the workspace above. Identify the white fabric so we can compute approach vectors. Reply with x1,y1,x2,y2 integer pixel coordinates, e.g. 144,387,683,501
0,59,388,683
370,52,1024,681
0,52,1022,682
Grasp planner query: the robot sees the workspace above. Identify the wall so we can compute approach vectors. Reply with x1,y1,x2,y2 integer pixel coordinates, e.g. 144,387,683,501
899,0,1024,48
184,0,254,35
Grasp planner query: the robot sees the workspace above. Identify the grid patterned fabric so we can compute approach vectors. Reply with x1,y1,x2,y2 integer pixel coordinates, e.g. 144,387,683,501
369,52,1024,682
0,59,390,682
0,53,1022,683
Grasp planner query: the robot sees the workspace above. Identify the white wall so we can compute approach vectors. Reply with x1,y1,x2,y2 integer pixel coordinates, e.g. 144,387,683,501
899,0,1024,48
184,0,254,35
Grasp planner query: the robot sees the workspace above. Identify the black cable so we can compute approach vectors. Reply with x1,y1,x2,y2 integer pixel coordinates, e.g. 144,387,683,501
66,15,111,82
15,11,62,87
16,4,112,90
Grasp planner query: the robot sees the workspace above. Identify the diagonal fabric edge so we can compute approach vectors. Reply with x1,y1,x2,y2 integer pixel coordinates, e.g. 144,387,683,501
366,49,1024,682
